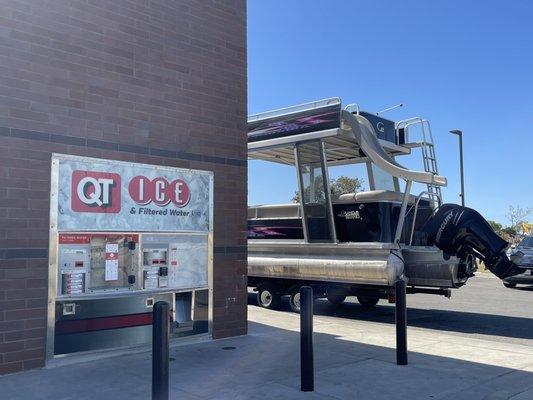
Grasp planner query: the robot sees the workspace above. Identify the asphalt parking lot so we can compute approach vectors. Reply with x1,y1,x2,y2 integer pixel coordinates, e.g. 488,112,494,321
248,273,533,346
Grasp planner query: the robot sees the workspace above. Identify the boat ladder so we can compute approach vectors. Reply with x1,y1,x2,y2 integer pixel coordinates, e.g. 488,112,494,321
396,118,442,202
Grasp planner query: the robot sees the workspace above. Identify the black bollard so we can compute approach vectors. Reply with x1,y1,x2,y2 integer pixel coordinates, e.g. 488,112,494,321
395,279,408,365
152,301,169,400
300,286,314,392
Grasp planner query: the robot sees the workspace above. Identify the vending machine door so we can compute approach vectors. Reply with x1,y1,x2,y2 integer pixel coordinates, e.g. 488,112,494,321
54,293,174,355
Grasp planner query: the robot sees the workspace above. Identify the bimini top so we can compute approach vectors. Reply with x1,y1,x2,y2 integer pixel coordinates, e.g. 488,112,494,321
248,97,446,187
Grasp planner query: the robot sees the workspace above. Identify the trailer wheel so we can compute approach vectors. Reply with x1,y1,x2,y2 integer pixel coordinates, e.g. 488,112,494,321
289,288,302,313
257,286,281,309
326,293,346,305
503,282,517,289
357,296,379,308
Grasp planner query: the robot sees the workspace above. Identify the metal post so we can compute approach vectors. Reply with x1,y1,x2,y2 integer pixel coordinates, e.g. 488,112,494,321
294,146,309,242
450,129,465,206
458,133,465,206
300,286,314,392
376,103,403,116
320,140,338,243
394,180,413,244
395,279,408,365
152,301,169,400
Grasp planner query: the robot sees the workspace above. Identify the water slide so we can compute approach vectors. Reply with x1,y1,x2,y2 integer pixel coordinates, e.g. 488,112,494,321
341,110,447,186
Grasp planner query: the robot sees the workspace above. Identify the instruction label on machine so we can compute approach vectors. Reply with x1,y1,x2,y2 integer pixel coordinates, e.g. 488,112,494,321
105,244,119,281
105,243,119,253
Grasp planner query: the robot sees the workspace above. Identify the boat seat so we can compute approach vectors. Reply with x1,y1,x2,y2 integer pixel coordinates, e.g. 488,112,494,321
249,190,426,219
248,203,301,219
336,190,419,204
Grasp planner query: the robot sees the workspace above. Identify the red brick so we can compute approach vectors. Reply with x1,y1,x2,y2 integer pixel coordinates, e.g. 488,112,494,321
5,308,46,321
5,288,47,300
26,278,47,289
3,331,24,342
4,348,44,363
0,280,26,290
0,320,25,332
0,361,23,375
24,338,46,350
0,341,25,353
23,357,44,370
24,318,47,330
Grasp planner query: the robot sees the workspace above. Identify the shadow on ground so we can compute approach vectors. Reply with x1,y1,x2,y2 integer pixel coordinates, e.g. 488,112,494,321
1,319,531,400
514,285,533,292
248,292,533,341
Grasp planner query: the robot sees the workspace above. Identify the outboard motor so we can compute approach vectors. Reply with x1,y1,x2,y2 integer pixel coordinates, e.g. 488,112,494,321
423,204,525,279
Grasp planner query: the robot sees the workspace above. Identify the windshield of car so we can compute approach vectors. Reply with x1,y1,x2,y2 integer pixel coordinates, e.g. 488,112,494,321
518,236,533,248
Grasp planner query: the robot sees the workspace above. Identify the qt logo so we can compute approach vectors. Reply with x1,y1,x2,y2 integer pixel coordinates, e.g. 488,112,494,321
71,171,121,213
128,176,190,207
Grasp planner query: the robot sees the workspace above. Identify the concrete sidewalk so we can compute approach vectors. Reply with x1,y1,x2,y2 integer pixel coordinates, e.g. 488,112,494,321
1,305,532,399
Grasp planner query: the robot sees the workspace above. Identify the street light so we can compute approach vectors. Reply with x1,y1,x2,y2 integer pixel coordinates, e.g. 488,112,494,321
449,129,465,206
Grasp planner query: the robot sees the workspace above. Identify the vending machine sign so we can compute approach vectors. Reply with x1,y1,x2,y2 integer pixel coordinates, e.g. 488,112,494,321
54,154,212,232
71,171,121,213
128,176,190,207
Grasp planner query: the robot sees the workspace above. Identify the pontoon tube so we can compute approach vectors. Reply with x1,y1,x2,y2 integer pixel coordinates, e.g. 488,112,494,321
423,204,525,279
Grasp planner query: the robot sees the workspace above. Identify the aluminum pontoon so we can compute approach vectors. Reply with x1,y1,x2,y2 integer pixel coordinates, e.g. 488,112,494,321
247,98,524,311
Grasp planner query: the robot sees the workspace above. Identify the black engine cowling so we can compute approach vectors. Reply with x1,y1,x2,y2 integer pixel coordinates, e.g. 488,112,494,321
423,204,525,279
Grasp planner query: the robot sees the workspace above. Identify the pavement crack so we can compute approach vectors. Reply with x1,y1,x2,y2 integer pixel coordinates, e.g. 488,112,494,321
507,384,533,399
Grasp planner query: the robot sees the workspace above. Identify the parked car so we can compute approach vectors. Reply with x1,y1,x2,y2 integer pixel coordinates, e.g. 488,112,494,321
503,235,533,288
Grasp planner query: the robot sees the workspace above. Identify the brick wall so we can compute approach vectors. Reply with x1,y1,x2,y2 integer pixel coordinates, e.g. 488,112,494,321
0,0,247,374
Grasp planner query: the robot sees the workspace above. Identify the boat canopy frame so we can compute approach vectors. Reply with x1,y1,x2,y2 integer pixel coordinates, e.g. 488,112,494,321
248,97,447,246
248,100,411,167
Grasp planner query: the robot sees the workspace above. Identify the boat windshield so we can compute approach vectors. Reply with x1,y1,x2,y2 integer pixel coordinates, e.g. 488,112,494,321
371,164,396,191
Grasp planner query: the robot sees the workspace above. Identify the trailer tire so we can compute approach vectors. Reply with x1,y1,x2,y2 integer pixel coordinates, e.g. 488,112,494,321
289,288,302,313
357,296,379,308
257,285,281,309
326,293,346,305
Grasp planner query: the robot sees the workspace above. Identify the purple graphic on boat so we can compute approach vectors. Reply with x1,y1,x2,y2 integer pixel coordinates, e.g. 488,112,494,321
248,104,341,143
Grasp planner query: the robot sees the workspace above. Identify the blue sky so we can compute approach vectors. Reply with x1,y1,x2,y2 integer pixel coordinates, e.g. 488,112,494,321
247,0,533,225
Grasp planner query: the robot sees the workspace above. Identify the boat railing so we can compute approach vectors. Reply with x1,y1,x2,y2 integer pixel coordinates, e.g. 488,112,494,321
408,191,443,246
344,103,360,115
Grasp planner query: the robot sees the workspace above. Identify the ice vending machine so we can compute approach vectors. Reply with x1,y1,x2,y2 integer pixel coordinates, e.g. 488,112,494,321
47,154,213,359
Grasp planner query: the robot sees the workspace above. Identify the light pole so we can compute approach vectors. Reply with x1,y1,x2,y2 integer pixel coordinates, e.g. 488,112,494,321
449,129,465,206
